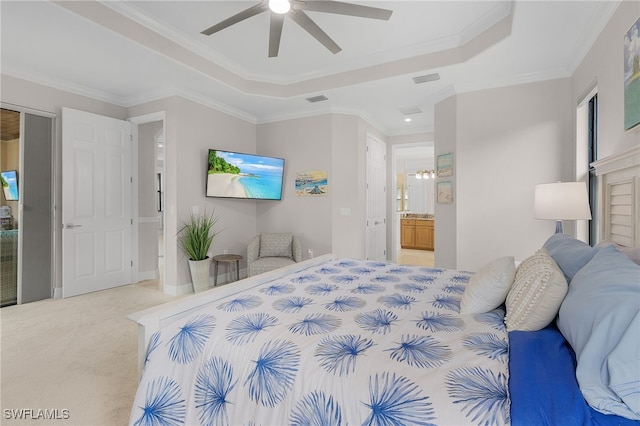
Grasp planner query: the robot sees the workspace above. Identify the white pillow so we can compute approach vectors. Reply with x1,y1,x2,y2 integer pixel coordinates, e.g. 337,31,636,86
505,249,568,332
460,256,515,314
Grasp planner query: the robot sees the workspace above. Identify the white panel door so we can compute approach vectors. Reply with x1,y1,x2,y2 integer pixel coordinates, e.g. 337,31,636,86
366,135,387,261
62,108,133,297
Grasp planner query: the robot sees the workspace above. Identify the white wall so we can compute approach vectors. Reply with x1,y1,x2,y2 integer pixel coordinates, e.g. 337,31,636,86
5,1,634,292
433,0,639,272
130,96,258,293
137,121,163,280
435,79,573,271
434,96,458,269
572,1,640,160
1,74,128,293
256,114,333,258
455,78,573,271
256,113,387,261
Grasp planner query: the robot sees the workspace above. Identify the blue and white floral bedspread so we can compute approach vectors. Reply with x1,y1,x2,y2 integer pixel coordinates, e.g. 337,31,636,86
130,258,509,426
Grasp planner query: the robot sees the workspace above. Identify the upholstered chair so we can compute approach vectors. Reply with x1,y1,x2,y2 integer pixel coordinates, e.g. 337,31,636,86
247,233,303,276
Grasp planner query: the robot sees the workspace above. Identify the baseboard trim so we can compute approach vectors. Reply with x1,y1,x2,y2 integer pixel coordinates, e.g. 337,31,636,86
137,270,159,282
163,282,193,296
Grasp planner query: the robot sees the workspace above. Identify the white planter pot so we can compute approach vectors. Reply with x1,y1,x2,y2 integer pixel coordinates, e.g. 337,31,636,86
188,258,211,293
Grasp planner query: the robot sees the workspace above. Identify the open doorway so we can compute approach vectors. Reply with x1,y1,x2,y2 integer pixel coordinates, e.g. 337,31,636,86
131,113,166,291
391,141,435,267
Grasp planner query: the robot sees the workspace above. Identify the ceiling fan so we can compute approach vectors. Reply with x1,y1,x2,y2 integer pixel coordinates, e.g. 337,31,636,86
201,0,393,57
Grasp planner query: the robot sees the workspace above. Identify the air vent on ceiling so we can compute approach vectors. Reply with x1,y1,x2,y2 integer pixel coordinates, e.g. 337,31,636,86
399,106,423,116
412,73,440,84
306,95,328,103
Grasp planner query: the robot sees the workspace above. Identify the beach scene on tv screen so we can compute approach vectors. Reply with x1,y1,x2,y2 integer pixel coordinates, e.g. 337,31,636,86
1,171,18,201
207,150,284,200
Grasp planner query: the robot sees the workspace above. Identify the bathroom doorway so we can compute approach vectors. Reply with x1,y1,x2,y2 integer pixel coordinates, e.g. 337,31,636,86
391,141,435,267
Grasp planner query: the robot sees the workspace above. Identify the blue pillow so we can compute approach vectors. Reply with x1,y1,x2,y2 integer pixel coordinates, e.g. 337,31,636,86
557,245,640,420
543,233,598,282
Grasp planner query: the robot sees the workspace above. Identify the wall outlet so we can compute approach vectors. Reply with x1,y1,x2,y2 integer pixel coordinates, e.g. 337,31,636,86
307,248,314,259
223,249,228,254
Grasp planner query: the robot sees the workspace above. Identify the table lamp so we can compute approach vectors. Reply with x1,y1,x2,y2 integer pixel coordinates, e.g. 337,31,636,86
534,182,592,233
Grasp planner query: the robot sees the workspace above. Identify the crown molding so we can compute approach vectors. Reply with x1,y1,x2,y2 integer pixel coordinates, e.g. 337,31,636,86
565,1,620,74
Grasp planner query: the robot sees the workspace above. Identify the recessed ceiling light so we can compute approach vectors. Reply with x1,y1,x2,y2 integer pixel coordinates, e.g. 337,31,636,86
404,117,412,122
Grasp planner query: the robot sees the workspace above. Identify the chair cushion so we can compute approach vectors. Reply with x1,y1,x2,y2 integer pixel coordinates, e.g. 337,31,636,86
249,256,296,276
259,233,293,258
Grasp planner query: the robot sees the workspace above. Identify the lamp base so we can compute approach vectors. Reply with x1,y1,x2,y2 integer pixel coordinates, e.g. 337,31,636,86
555,220,564,234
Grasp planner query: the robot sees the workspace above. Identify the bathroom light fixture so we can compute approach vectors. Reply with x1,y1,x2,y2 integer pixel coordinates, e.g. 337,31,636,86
534,182,591,233
415,170,435,179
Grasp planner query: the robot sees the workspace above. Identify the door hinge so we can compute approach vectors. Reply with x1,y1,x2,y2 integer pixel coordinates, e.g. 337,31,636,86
130,134,133,142
131,219,133,225
130,177,133,183
131,260,133,267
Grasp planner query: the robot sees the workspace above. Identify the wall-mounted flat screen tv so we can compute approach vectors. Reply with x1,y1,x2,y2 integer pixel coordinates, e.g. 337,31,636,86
0,170,18,201
206,149,285,200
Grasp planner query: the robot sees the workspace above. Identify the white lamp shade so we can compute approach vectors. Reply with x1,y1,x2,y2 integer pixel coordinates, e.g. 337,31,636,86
534,182,592,220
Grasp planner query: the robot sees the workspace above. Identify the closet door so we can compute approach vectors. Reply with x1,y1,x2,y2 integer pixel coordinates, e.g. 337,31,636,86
20,113,53,303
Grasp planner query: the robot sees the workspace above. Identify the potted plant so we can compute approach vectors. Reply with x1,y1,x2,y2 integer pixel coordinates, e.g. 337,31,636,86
177,209,222,293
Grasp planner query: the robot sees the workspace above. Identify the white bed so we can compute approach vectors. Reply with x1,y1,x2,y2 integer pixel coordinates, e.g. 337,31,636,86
128,146,639,426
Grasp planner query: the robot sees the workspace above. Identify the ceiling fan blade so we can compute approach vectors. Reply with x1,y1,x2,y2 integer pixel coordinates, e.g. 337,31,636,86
269,13,285,57
201,3,268,36
290,10,341,54
296,1,392,20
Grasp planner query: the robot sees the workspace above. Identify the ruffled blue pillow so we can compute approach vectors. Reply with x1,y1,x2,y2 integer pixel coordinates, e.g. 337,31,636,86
543,233,598,282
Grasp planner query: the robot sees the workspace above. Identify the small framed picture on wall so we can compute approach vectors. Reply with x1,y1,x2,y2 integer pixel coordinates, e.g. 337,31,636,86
437,152,453,177
624,17,640,131
437,181,453,204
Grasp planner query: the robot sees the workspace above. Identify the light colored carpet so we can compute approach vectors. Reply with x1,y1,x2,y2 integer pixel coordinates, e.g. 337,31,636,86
0,281,176,425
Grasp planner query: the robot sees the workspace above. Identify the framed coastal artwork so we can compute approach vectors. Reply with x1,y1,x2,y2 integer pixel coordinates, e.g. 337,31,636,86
624,17,640,131
437,152,453,177
437,181,453,204
295,170,328,196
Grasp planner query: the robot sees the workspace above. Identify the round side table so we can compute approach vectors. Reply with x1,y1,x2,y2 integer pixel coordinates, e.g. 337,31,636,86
212,254,243,286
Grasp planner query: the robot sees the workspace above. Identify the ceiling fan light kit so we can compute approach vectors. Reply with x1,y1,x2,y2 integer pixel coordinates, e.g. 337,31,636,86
201,0,393,57
269,0,291,14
